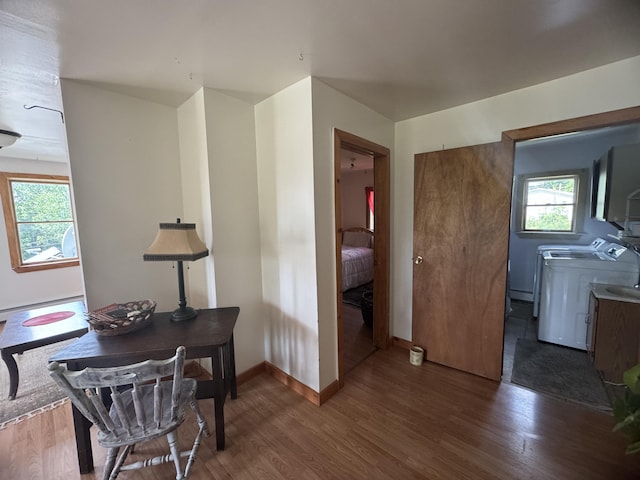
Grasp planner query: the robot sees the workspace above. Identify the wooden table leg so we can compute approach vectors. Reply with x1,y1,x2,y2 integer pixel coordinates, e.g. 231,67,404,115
72,403,94,473
211,348,225,450
227,335,237,399
1,349,19,400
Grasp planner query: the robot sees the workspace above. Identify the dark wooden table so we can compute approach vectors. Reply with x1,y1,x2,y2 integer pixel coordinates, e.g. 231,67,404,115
49,306,239,474
0,300,87,400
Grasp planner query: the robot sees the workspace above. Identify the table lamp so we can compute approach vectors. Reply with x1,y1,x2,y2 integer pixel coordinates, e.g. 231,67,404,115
143,219,209,321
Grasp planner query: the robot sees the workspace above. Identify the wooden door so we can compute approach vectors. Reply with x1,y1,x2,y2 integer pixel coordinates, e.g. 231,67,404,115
412,142,512,381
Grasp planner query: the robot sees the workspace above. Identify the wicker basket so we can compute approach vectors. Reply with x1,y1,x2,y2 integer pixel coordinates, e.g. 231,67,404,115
87,299,156,336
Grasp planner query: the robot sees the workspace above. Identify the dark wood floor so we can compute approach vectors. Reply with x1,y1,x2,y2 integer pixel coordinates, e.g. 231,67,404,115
1,345,639,479
342,303,376,374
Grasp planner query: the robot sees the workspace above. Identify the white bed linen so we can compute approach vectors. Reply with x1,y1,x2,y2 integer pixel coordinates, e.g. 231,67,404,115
341,246,374,291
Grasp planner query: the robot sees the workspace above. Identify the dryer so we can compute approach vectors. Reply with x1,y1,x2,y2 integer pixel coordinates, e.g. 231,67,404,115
538,243,639,350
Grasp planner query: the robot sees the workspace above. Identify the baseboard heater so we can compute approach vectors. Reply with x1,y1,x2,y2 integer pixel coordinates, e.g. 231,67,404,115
509,290,533,302
0,295,85,323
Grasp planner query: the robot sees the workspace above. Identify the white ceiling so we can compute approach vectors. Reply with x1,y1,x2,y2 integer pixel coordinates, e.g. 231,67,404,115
1,0,640,163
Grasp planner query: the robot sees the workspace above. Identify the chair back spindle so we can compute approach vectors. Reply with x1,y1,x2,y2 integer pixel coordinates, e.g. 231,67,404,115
48,345,209,479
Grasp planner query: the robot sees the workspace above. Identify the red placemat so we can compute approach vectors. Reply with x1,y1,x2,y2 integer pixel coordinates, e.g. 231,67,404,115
22,311,77,327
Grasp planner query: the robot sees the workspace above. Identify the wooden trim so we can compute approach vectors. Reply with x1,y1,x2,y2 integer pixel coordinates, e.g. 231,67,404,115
235,361,338,405
0,172,79,273
334,134,345,388
334,128,391,390
236,362,266,386
265,361,321,406
503,105,640,142
392,336,413,350
335,129,389,156
318,380,340,405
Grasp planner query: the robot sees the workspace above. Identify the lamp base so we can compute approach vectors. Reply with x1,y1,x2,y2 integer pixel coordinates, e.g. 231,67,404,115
170,306,198,322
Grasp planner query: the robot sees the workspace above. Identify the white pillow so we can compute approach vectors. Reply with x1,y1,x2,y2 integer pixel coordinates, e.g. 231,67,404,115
343,231,370,248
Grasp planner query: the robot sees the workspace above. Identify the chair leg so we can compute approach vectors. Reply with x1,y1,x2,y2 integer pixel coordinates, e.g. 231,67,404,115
190,398,211,437
108,444,133,480
166,431,184,480
184,421,207,478
102,447,119,480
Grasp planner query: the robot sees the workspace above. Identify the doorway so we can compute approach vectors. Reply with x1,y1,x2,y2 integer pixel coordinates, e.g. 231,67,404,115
339,148,376,374
334,129,390,387
502,107,640,385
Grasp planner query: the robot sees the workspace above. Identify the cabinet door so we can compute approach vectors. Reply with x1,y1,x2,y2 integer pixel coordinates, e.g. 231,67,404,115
586,294,598,361
595,144,640,223
594,299,640,382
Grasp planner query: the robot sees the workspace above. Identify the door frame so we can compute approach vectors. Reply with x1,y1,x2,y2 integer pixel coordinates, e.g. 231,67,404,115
501,106,640,150
500,105,640,375
334,128,390,387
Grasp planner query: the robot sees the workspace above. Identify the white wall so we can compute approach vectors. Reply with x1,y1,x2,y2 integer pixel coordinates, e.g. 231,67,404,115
310,78,394,390
393,55,640,341
177,89,216,312
0,157,84,317
255,78,319,390
176,87,264,375
341,168,374,228
54,55,640,394
61,80,183,312
201,87,264,374
255,77,394,392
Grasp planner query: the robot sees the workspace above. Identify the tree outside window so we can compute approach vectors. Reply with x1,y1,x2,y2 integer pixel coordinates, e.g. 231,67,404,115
0,172,79,273
523,175,577,232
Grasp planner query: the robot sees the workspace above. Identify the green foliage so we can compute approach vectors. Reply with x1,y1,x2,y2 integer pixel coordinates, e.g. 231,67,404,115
613,364,640,454
525,206,573,231
10,181,74,261
12,182,72,221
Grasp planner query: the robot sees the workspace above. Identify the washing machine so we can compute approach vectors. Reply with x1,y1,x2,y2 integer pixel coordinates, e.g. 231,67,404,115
538,243,639,350
532,237,607,318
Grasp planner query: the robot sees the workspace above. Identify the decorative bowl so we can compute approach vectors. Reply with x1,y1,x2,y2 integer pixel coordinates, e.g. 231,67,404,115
86,299,156,336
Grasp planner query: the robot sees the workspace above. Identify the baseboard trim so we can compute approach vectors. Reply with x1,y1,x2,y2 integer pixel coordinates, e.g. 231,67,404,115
265,361,326,406
237,362,266,385
392,336,412,349
318,380,340,405
198,360,328,405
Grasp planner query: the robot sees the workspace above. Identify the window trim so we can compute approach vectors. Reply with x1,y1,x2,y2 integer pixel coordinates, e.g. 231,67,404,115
0,172,80,273
513,168,589,237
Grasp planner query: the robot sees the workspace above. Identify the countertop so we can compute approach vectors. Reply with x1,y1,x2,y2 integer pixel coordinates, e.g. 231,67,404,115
591,283,640,304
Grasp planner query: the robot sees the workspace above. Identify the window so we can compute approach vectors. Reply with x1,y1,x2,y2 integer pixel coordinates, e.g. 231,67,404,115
514,169,588,235
0,172,79,273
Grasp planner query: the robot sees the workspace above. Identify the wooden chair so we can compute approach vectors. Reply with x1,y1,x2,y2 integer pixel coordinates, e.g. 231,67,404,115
48,345,210,480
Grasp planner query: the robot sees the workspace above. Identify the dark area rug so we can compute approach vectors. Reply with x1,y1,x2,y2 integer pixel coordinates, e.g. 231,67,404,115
511,338,611,411
0,339,74,428
342,282,373,307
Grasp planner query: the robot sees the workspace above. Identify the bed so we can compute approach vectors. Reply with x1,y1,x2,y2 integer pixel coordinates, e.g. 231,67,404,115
341,227,374,292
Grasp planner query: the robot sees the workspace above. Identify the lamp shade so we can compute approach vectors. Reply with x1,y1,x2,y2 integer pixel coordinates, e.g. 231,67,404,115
0,129,21,148
143,221,208,261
